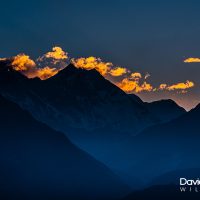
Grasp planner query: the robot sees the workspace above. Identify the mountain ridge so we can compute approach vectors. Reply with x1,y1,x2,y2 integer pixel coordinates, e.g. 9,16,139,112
0,94,130,199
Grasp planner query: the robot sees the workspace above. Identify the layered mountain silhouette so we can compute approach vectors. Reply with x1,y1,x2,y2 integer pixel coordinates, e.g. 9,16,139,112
1,59,200,195
0,60,184,135
0,60,157,134
123,103,200,185
129,94,186,122
0,95,129,199
0,60,159,187
139,102,200,137
144,99,186,122
129,104,200,194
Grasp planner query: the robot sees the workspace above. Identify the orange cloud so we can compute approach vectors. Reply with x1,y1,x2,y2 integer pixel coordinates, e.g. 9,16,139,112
159,84,167,90
44,46,68,60
10,47,69,80
34,67,58,80
167,81,194,91
10,53,58,80
131,72,142,79
117,75,194,94
72,57,131,77
116,77,153,93
37,46,69,69
184,58,200,63
109,67,127,76
11,54,36,71
72,57,113,76
158,81,195,92
117,78,138,93
11,54,58,79
140,82,153,92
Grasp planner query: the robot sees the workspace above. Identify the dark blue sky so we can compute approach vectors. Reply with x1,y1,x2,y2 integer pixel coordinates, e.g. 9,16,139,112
1,0,200,109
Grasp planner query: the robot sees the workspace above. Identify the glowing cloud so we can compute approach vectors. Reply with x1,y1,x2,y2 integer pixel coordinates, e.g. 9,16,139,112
72,57,129,77
44,46,68,60
11,54,36,71
34,67,58,80
109,67,127,76
11,54,58,80
9,47,69,80
131,72,142,79
117,78,138,93
140,82,153,92
72,57,113,76
184,58,200,63
167,81,194,91
159,84,167,90
37,46,69,70
158,81,195,92
117,74,194,94
116,77,153,93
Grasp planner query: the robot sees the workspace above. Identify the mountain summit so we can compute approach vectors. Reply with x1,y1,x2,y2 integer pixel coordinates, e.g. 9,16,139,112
0,62,157,134
145,99,186,122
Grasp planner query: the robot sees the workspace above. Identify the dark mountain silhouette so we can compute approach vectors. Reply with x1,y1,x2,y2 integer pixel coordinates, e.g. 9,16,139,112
123,103,200,185
145,99,186,122
0,60,69,133
129,94,186,122
1,60,199,190
0,61,158,135
128,94,144,105
0,95,130,199
140,102,200,137
34,64,158,133
0,61,160,188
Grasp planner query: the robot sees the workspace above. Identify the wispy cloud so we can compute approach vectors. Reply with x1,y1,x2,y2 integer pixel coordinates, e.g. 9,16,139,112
158,81,195,91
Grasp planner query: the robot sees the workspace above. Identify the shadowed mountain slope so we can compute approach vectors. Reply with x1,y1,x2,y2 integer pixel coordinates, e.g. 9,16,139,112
0,95,129,199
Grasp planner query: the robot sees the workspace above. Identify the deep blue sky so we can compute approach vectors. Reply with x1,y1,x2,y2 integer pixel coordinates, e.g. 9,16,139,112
1,0,200,109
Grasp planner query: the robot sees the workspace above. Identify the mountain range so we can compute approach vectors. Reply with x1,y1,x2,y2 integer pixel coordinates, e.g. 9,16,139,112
0,59,199,198
123,102,200,185
144,99,186,122
0,60,159,133
0,95,129,199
